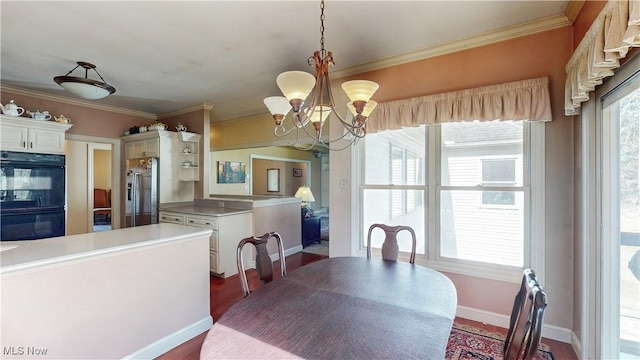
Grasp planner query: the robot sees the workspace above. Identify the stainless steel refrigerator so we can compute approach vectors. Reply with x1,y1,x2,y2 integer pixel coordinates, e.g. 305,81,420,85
125,157,159,227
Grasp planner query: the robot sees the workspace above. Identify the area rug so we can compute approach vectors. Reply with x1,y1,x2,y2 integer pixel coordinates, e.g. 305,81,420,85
446,323,555,360
302,240,329,256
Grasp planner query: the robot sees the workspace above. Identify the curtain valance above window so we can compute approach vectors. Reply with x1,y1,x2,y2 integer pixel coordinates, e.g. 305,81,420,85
565,0,640,116
366,77,552,134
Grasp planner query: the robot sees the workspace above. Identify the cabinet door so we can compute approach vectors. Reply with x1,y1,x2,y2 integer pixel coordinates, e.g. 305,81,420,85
125,141,145,159
144,138,159,157
0,124,28,151
29,127,66,154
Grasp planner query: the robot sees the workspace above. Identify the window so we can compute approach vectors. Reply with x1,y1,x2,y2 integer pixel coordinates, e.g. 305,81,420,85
361,120,542,278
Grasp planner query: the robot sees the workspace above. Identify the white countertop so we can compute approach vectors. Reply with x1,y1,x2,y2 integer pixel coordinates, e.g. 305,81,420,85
0,223,212,275
160,205,253,216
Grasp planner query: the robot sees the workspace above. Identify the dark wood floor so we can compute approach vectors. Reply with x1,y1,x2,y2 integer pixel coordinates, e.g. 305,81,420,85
156,252,578,360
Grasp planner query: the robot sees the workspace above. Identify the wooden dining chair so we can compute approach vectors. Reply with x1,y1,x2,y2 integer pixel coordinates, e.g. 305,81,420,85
236,232,287,297
366,223,417,264
503,268,548,360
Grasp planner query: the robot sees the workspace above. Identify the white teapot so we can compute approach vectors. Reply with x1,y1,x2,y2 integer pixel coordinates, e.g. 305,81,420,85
27,110,52,121
0,100,25,116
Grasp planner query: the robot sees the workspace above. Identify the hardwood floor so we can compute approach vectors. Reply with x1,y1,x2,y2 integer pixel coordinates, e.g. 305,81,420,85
156,252,578,359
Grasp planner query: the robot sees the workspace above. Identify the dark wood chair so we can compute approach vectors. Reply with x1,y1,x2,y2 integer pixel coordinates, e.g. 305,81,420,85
366,223,417,264
504,268,548,360
93,188,111,223
236,232,286,297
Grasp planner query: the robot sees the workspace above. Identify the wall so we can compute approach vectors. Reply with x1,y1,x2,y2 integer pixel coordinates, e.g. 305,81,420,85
94,149,112,190
66,140,89,235
252,159,308,197
334,26,575,331
210,146,323,209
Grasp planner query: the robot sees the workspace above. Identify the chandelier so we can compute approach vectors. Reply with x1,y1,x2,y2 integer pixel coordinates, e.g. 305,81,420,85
54,61,116,100
263,0,379,151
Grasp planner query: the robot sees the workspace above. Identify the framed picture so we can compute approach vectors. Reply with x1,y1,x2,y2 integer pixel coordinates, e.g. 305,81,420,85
267,168,280,192
293,168,303,177
217,161,246,184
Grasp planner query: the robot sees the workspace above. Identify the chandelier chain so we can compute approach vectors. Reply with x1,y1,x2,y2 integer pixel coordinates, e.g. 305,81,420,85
320,0,325,55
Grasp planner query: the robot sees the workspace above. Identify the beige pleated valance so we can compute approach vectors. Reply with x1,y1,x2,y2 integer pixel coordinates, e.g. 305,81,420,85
366,77,552,134
565,0,640,116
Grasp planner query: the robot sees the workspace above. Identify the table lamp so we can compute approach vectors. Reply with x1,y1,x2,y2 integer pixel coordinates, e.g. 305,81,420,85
294,186,315,217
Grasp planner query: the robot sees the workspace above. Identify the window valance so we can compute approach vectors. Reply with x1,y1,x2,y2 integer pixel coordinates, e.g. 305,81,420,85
366,77,552,134
565,0,640,116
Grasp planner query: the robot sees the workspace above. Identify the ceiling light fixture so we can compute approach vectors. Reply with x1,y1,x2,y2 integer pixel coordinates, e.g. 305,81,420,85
54,61,116,100
263,0,379,151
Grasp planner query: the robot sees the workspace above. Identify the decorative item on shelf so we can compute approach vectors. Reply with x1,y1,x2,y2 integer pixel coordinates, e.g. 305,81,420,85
54,114,71,124
263,0,379,151
182,161,192,168
129,126,140,134
27,110,52,121
182,145,192,154
294,186,315,217
149,122,167,131
176,123,187,132
0,100,25,117
53,61,115,100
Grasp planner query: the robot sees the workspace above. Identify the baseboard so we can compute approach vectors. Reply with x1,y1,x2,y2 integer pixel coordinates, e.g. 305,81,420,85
456,305,572,344
285,245,303,257
124,316,213,359
571,330,583,359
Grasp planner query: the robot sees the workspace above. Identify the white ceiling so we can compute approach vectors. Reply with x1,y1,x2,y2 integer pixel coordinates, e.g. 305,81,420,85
0,1,569,122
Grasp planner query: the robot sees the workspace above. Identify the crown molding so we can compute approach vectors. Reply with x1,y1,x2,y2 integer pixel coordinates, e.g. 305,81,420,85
0,84,158,119
331,14,571,79
158,103,215,119
564,0,585,24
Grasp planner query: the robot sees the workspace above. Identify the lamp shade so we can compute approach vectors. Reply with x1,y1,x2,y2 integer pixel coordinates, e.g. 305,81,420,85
294,186,315,202
306,106,331,124
341,80,379,102
55,80,113,100
347,100,378,117
263,96,292,116
276,71,316,101
53,61,115,100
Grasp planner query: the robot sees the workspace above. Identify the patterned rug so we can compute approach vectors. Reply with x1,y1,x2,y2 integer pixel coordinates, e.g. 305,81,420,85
446,323,555,360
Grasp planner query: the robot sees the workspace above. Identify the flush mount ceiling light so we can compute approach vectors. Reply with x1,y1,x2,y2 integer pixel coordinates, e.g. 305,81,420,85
54,61,116,100
263,0,379,151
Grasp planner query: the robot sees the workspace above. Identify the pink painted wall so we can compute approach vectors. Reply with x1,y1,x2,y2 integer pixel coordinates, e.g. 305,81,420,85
333,26,576,329
0,91,148,138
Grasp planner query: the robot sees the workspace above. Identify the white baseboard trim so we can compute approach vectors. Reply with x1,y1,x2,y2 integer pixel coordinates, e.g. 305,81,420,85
456,305,572,344
125,316,213,359
571,330,583,359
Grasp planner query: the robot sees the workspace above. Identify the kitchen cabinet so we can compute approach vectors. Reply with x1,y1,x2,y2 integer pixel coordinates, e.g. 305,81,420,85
121,130,193,203
124,137,159,159
159,210,253,277
178,131,201,181
0,115,72,154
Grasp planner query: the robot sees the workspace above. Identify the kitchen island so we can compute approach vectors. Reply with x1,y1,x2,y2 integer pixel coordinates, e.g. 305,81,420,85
160,195,302,277
1,223,213,359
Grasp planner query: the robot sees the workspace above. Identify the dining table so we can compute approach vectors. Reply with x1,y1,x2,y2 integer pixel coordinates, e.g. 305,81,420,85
200,256,457,359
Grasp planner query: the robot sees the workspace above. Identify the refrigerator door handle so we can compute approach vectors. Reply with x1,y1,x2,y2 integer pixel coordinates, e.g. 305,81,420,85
131,172,140,227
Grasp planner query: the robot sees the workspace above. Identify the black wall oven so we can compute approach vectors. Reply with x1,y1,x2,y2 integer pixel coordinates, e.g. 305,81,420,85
1,151,66,240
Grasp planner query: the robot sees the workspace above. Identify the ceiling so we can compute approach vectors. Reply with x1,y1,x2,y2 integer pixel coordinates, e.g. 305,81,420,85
0,1,570,122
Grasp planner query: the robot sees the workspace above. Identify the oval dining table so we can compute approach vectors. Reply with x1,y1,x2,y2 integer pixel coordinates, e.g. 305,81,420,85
200,256,457,359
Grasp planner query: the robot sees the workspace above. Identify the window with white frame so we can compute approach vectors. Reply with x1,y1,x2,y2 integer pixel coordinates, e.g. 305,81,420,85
361,120,540,275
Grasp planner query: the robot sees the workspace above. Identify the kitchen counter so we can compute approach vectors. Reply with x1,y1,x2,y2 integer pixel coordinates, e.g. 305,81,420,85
1,223,213,359
158,204,252,217
0,223,211,275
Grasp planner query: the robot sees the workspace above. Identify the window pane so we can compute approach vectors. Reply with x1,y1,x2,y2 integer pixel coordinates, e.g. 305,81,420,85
482,159,516,182
441,121,523,186
363,189,425,254
365,126,425,185
440,190,524,266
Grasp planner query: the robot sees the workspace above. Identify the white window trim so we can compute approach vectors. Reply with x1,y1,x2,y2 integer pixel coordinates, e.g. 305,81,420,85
358,121,545,284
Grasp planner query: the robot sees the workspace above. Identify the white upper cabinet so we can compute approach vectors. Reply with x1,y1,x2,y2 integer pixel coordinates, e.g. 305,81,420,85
0,115,73,154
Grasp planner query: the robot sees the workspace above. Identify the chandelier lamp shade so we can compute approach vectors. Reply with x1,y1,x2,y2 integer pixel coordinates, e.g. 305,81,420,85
263,0,379,151
54,61,116,100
